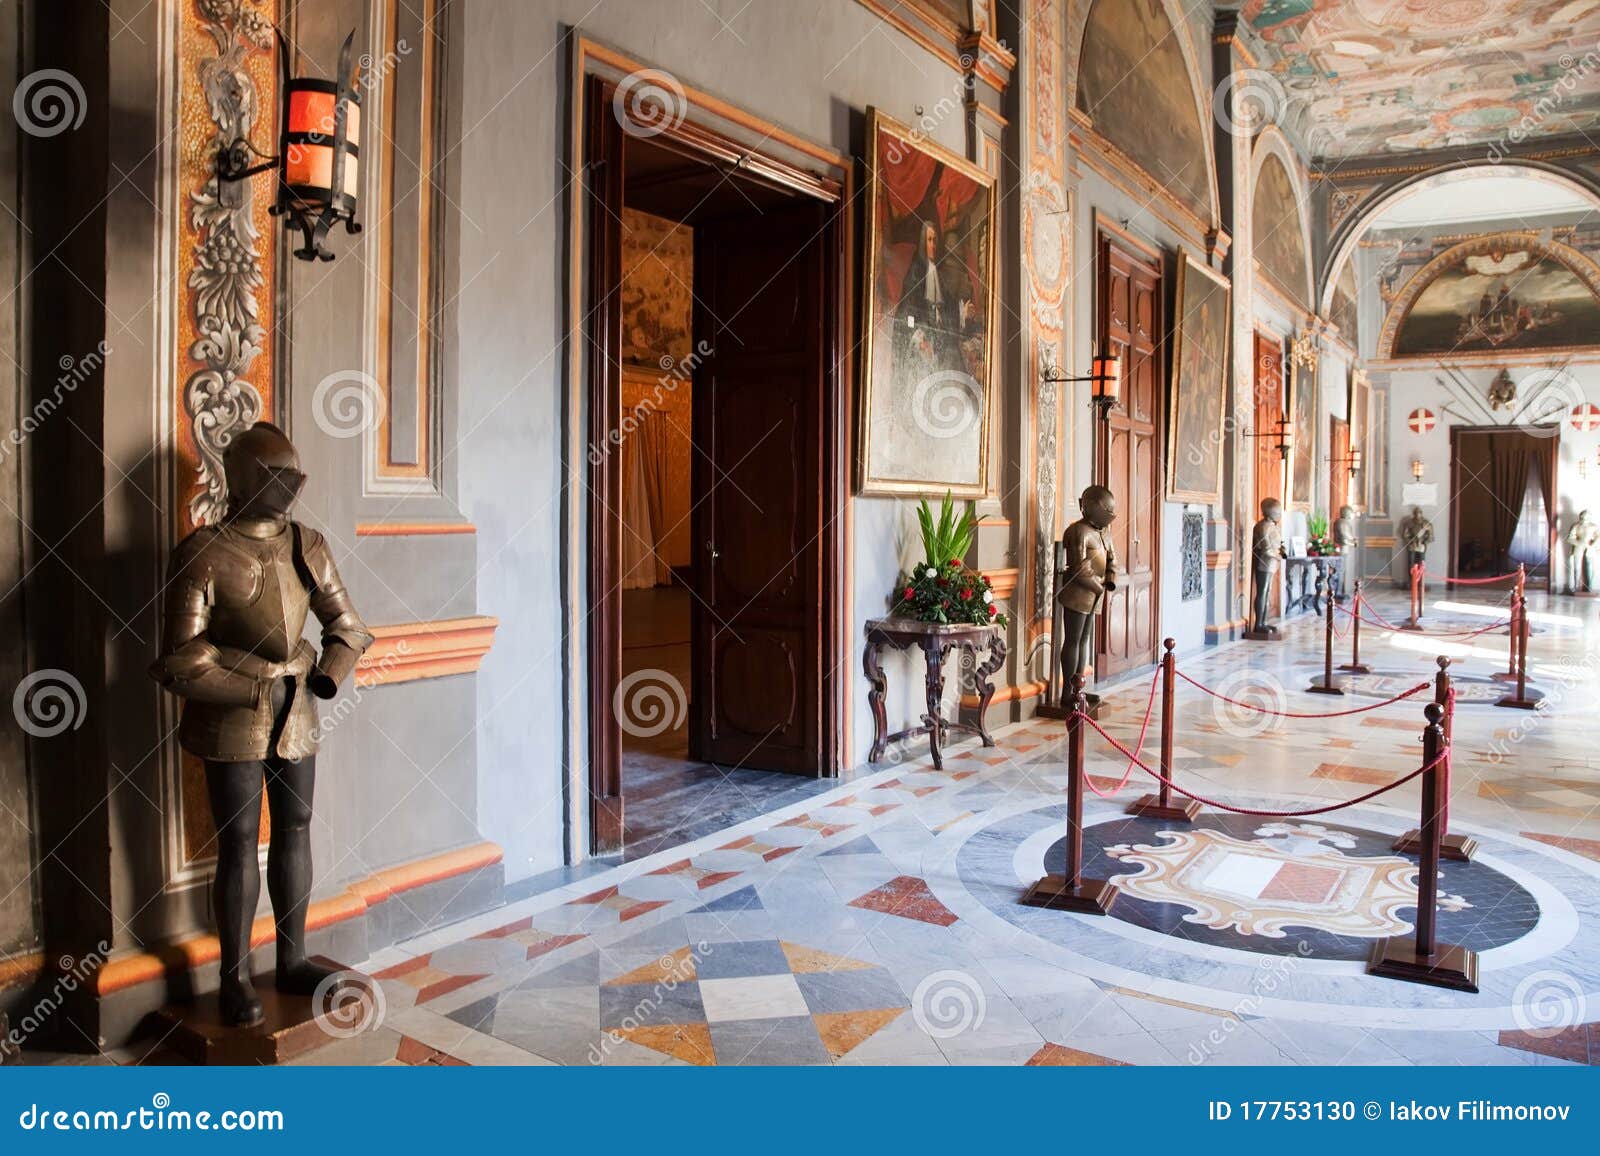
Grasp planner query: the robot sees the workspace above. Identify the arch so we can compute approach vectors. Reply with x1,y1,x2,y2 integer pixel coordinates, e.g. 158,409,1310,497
1066,0,1219,228
1317,161,1600,315
1248,127,1314,313
1376,233,1600,360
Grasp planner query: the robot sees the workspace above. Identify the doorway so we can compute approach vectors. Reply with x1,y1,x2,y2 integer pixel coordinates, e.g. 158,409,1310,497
1449,425,1558,587
1094,225,1163,680
583,76,845,857
1254,331,1285,619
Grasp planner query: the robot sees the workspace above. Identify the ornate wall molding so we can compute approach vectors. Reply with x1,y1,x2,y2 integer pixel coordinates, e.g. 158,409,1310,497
356,616,499,687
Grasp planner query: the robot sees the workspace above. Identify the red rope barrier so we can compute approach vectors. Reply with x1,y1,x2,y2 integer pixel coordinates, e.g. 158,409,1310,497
1077,710,1448,818
1175,669,1430,718
1083,667,1162,799
1444,571,1520,585
1348,591,1508,640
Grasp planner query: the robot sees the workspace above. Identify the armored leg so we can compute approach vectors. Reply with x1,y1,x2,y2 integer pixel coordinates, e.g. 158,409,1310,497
1060,609,1094,707
1252,571,1271,632
204,759,267,1028
265,755,338,995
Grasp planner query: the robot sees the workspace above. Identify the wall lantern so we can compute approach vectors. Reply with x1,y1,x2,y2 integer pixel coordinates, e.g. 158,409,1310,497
1411,458,1425,481
216,32,363,262
1043,352,1122,421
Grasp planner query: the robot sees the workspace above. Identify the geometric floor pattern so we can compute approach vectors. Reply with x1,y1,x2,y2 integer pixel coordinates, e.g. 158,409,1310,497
79,588,1594,1068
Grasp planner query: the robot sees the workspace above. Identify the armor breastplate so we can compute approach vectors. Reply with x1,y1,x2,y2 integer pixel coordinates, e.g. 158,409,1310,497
205,526,310,662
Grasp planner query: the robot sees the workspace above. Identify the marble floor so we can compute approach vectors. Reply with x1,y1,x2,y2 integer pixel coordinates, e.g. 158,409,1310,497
619,586,836,860
81,587,1600,1066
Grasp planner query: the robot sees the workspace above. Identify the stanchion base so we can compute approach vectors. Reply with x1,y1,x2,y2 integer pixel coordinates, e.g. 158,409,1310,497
1034,702,1069,720
1126,793,1202,822
1399,622,1425,632
1495,691,1543,710
1489,670,1519,683
1366,938,1479,992
1241,629,1280,642
1337,662,1372,674
1391,830,1478,861
1020,874,1120,915
1307,678,1346,696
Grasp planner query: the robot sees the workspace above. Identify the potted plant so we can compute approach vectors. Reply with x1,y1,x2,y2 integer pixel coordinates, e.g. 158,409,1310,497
1307,510,1332,556
891,493,1008,627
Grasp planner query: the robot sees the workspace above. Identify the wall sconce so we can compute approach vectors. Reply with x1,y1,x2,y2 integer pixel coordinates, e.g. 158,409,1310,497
1247,416,1293,460
1043,353,1122,421
1328,448,1362,477
217,31,363,262
1411,458,1424,481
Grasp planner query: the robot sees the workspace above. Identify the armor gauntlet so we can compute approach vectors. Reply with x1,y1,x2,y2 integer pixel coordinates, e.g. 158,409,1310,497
300,527,375,699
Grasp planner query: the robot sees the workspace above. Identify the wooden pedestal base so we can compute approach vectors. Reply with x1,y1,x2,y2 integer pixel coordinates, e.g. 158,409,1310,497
1036,699,1099,722
1020,874,1119,914
1391,829,1478,861
1399,622,1424,632
1241,628,1280,642
1366,938,1479,992
152,961,366,1066
1489,670,1519,683
1337,662,1372,674
1495,690,1543,710
1306,678,1345,696
1126,793,1202,822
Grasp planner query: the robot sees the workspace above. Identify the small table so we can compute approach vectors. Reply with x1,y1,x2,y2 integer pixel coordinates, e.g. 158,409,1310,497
1285,555,1345,616
864,617,1006,770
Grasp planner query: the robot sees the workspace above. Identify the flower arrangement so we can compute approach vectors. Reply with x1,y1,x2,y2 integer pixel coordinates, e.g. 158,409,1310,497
1306,510,1333,556
891,493,1007,627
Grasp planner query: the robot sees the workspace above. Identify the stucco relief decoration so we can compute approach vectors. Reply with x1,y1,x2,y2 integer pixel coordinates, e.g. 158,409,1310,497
1105,824,1471,939
179,0,278,533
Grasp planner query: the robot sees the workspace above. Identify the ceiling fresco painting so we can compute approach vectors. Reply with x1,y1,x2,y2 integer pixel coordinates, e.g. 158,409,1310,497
1240,0,1600,157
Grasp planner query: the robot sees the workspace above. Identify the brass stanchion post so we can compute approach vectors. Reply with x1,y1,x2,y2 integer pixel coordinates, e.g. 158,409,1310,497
1308,585,1345,695
1129,639,1200,821
1338,579,1371,673
1394,657,1477,861
1022,674,1120,914
1496,592,1542,709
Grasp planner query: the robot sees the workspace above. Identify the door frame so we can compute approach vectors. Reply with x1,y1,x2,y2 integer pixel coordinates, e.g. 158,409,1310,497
1092,218,1165,678
569,41,852,856
1447,423,1559,591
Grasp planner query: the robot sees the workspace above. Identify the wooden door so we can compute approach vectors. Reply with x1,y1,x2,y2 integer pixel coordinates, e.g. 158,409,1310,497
689,204,825,772
1096,232,1162,680
1254,332,1285,617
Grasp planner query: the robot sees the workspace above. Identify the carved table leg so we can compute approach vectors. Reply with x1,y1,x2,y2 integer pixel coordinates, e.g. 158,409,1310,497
920,638,946,770
864,635,889,763
973,632,1006,746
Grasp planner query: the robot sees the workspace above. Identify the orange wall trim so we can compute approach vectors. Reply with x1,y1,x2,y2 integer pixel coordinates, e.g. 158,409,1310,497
356,616,499,688
96,842,503,996
960,679,1047,709
979,567,1019,599
1205,550,1233,570
0,950,43,993
355,522,477,536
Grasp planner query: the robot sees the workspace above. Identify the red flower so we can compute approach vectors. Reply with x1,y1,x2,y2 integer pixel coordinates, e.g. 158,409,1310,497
903,586,915,599
988,604,998,617
948,557,960,567
960,588,972,600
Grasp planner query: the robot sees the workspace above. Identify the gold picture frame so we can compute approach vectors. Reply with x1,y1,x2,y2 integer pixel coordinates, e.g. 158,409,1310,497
1166,253,1232,504
857,108,998,497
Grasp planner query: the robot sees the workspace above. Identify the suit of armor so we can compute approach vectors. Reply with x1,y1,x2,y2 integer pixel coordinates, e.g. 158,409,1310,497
1399,506,1433,571
1057,485,1119,705
151,422,373,1027
1251,498,1286,633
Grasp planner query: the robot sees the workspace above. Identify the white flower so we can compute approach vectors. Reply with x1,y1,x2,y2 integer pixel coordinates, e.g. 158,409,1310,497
924,565,938,579
982,590,993,604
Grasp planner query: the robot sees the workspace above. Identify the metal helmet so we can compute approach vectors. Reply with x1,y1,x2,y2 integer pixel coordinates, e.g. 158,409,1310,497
223,421,305,519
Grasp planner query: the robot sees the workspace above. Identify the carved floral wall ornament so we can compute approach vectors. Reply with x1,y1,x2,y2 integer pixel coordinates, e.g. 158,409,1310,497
181,0,278,531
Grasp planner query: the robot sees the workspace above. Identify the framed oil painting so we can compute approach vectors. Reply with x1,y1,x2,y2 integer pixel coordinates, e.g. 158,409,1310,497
1348,369,1370,512
1288,349,1317,511
1166,253,1231,504
858,109,998,497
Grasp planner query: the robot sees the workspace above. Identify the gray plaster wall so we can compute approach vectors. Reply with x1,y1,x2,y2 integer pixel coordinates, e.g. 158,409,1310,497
453,1,1016,875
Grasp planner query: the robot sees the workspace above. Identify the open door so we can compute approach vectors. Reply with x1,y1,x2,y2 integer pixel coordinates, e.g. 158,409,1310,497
689,203,825,773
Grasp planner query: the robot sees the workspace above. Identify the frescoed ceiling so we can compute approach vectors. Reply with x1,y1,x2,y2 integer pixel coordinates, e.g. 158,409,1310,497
1239,0,1600,157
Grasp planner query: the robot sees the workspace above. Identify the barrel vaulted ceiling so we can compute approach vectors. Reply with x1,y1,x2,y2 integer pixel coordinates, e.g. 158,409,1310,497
1239,0,1600,158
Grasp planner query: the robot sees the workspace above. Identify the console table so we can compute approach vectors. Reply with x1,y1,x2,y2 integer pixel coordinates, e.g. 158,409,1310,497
863,617,1006,770
1285,554,1346,616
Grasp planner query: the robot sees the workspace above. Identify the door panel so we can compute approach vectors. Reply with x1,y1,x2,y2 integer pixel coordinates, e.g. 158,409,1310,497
1095,232,1163,680
1254,332,1286,618
691,204,824,773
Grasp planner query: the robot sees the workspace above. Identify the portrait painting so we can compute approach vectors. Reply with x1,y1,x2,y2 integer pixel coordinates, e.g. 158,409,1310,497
1075,0,1212,224
1167,254,1232,504
1390,239,1600,358
1251,153,1311,310
859,109,997,497
1288,351,1316,511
